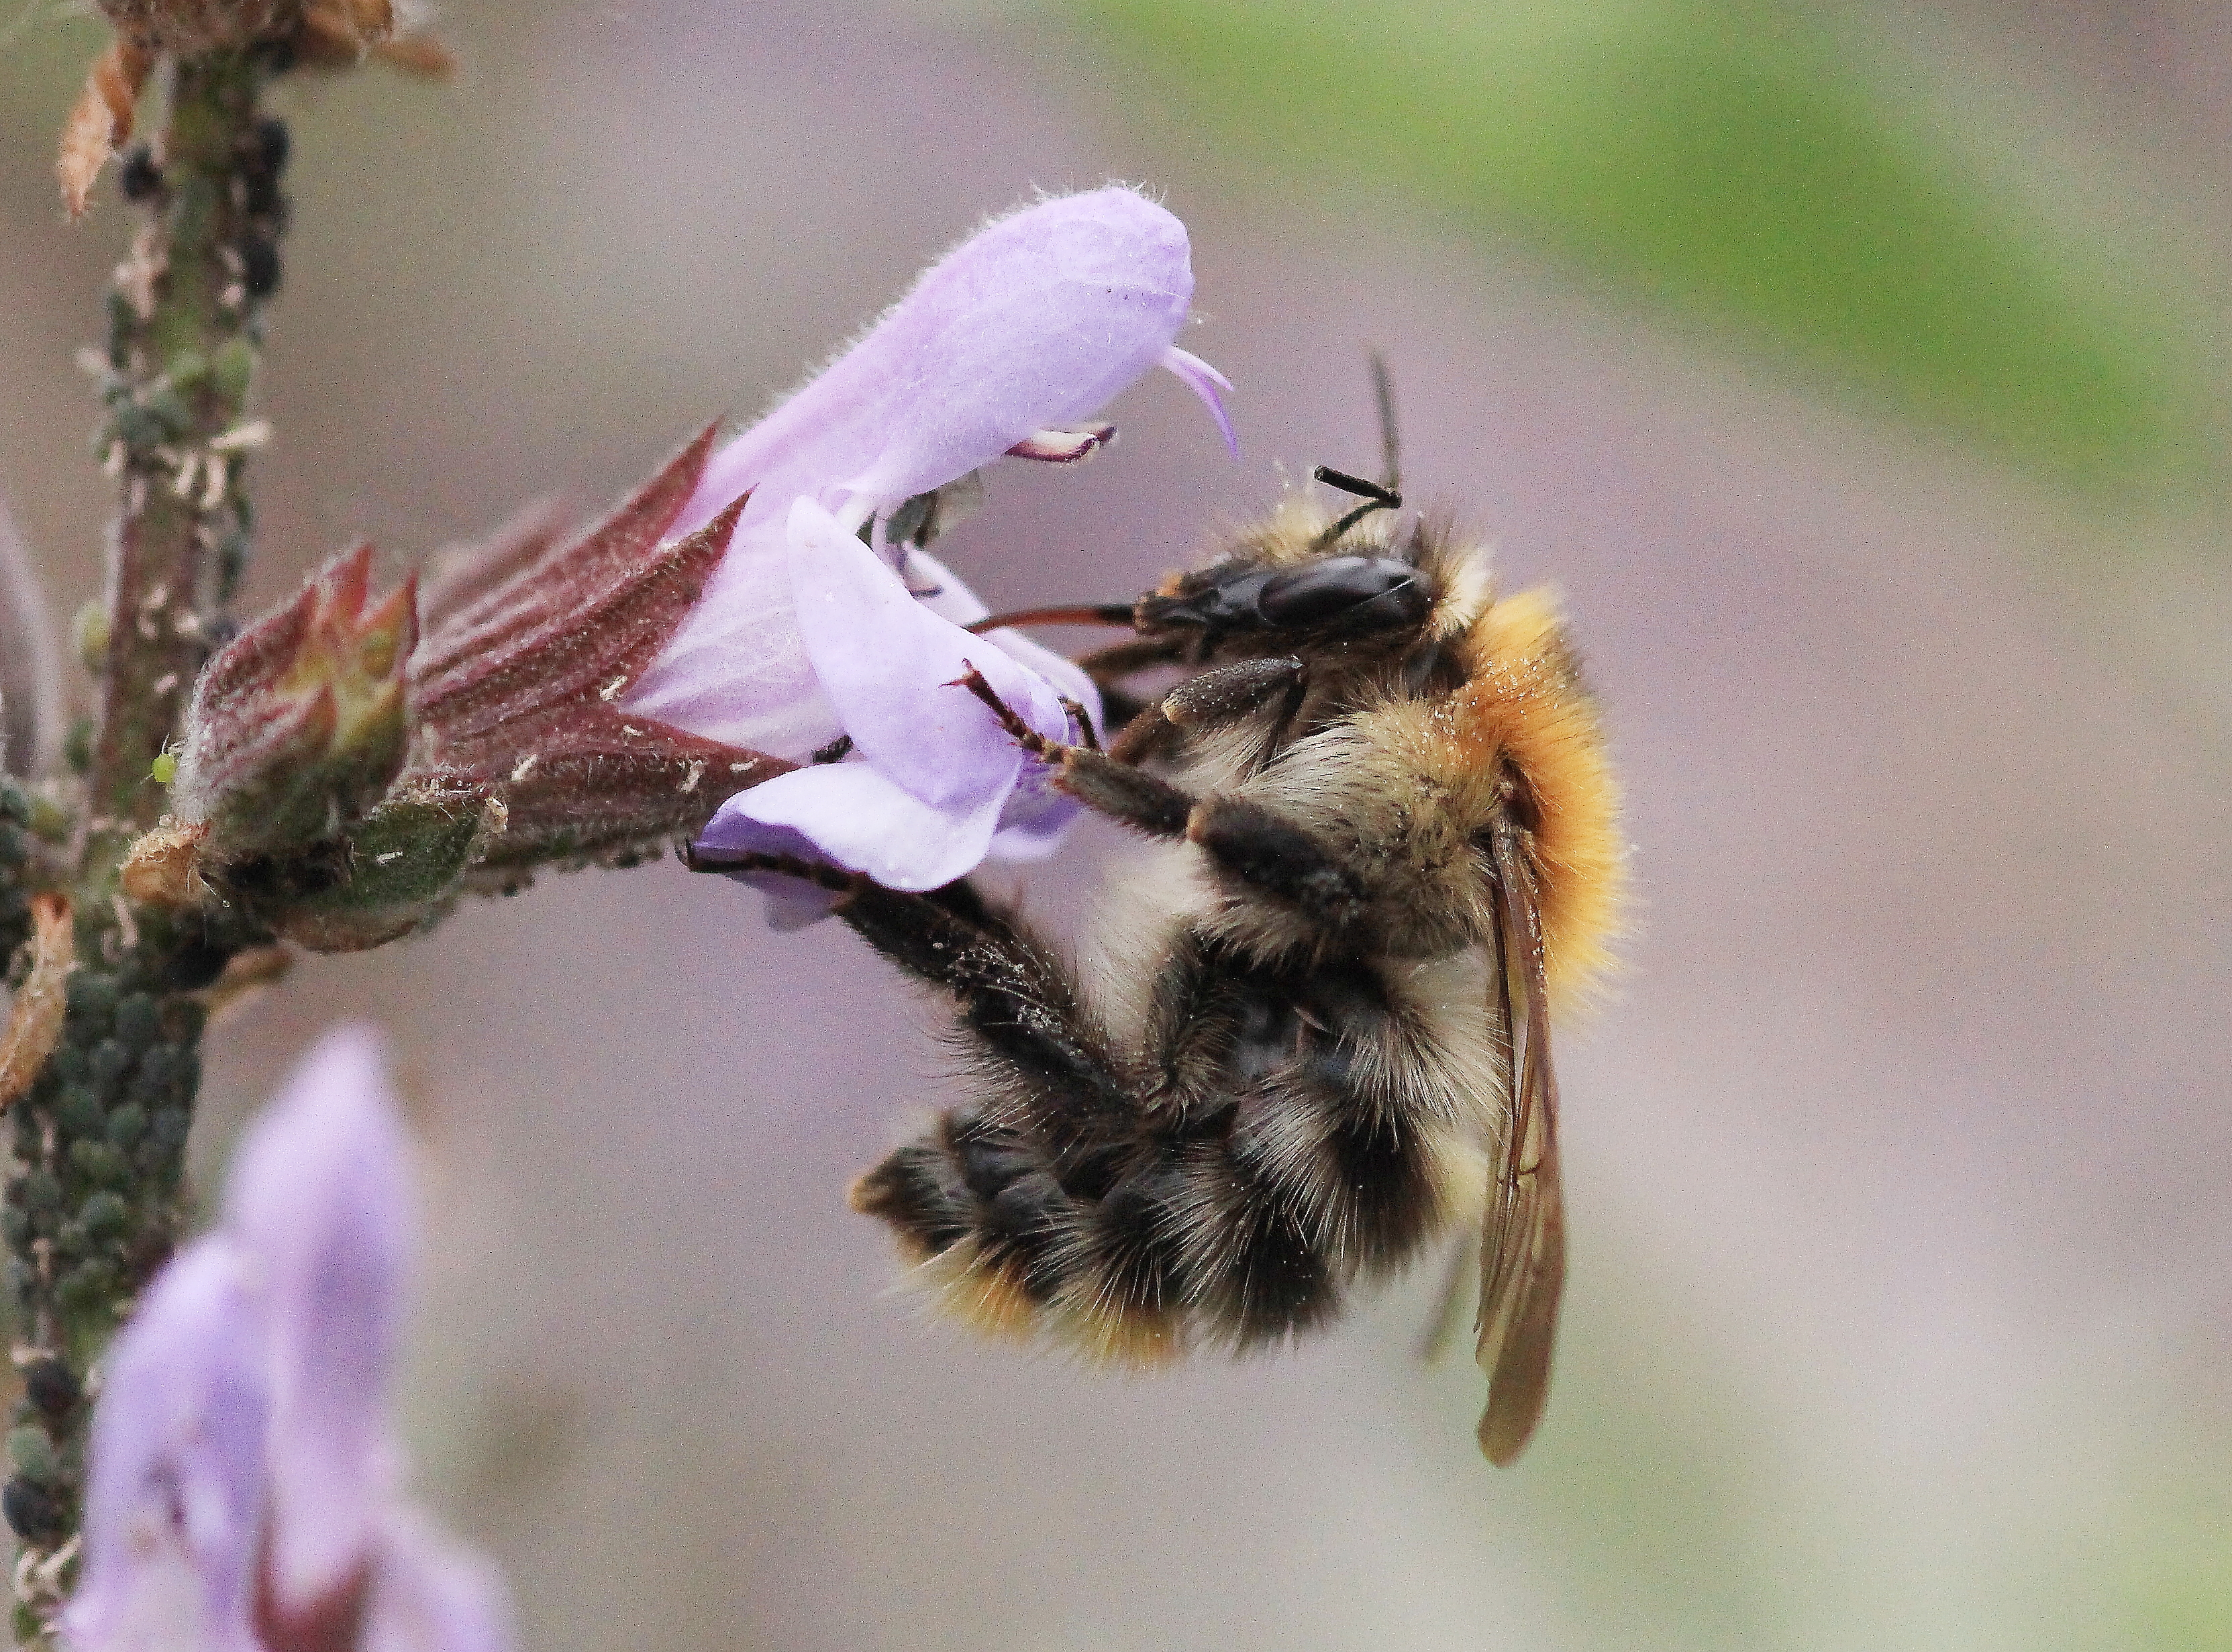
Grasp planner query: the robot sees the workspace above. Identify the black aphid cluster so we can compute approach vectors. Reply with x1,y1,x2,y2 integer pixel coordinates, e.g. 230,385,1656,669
7,974,203,1323
1,968,204,1549
236,115,290,302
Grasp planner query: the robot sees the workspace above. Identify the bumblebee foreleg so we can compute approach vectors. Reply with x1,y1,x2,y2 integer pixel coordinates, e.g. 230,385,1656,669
1105,656,1306,765
955,666,1366,934
953,665,1198,835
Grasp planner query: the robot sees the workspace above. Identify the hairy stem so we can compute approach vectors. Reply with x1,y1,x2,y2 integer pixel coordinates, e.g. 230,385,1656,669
5,50,287,1645
81,48,279,880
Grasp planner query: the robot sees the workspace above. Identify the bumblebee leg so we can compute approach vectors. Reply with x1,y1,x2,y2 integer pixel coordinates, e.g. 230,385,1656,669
1103,701,1179,765
952,666,1199,834
834,880,1168,1317
837,880,1131,1115
1187,796,1370,931
684,842,1123,1103
691,833,1292,1351
1070,635,1186,744
681,845,858,893
1164,656,1305,729
1075,634,1184,689
1060,695,1103,753
1098,686,1154,739
955,666,1372,929
1106,656,1305,766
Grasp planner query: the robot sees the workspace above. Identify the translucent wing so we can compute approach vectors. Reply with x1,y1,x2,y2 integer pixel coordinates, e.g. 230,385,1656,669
1413,1223,1482,1364
1474,817,1568,1465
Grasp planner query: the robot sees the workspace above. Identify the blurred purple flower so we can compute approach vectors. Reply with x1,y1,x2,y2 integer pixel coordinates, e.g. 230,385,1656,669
69,1245,268,1652
66,1027,513,1652
621,185,1231,768
694,498,1082,891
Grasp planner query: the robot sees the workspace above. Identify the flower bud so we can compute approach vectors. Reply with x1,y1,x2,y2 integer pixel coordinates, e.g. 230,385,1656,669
173,543,415,863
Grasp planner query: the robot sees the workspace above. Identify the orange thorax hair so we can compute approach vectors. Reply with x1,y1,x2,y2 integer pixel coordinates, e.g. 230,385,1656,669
1452,588,1623,1004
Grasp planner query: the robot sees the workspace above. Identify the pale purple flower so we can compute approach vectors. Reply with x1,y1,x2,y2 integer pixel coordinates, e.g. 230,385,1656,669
71,1247,268,1652
66,1027,513,1652
693,498,1079,890
621,185,1231,768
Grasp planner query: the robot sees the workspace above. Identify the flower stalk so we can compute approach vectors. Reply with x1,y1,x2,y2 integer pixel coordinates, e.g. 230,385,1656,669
0,35,1233,1637
7,48,288,1643
81,48,278,881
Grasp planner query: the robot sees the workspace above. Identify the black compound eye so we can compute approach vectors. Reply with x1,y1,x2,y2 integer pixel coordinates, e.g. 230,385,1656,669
1256,556,1429,630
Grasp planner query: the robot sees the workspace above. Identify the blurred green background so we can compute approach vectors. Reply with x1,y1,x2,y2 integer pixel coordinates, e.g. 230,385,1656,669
2,2,2229,1649
1087,0,2217,485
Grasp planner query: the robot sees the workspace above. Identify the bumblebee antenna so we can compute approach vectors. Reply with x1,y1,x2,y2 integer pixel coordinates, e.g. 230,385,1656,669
1313,466,1400,509
1371,351,1401,494
1310,464,1403,548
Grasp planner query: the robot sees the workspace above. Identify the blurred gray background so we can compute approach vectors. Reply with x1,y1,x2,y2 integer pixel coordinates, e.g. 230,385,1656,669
5,2,2231,1647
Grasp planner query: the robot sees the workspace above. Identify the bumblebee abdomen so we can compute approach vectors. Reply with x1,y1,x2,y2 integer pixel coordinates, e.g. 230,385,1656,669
852,937,1476,1363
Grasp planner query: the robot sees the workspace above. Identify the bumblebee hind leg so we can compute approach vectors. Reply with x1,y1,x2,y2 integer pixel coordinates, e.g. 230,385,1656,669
805,876,1185,1347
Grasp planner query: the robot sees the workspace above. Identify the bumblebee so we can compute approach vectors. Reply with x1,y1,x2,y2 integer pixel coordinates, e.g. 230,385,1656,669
711,413,1622,1463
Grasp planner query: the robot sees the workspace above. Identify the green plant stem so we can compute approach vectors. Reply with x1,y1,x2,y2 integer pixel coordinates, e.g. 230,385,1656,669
4,50,280,1647
81,50,267,884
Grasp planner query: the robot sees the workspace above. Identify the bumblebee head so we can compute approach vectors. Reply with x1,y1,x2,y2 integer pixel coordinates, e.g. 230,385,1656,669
1132,550,1431,647
962,460,1486,707
1129,463,1489,665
